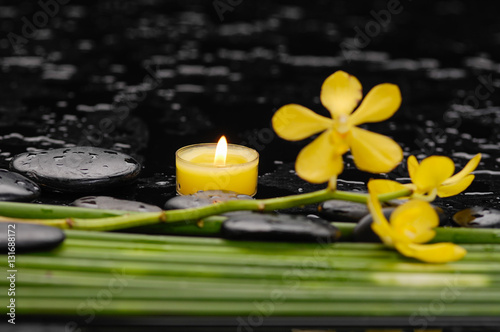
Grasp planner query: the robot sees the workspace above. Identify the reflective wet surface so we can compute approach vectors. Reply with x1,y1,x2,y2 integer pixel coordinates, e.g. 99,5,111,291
1,1,499,222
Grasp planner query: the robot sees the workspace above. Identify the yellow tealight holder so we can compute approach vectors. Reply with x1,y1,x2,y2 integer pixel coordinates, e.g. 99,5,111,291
175,136,259,196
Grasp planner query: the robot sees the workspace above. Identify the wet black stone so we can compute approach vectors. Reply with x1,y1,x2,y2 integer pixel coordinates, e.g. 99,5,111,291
353,208,394,243
9,147,141,193
1,223,65,253
318,200,370,223
0,169,40,202
165,190,253,210
453,207,500,228
221,213,340,243
72,196,161,212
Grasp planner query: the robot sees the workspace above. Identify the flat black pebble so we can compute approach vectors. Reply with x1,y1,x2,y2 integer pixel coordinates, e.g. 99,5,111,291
318,200,370,222
165,190,253,210
453,207,500,228
0,169,40,202
10,147,141,193
72,196,162,212
1,223,65,253
221,213,340,242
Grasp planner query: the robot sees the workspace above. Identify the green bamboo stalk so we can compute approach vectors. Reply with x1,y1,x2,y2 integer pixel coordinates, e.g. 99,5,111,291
9,268,500,301
9,268,292,290
63,233,384,251
432,227,500,244
10,255,498,286
24,244,500,275
52,230,500,257
4,226,499,318
13,285,500,303
55,239,401,258
63,228,500,253
9,298,500,316
56,240,500,263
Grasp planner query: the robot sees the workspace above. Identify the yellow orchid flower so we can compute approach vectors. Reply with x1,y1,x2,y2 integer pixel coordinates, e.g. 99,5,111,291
369,153,481,200
272,70,403,183
367,181,467,263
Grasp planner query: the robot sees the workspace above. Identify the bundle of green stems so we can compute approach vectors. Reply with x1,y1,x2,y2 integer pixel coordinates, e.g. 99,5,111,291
1,188,499,317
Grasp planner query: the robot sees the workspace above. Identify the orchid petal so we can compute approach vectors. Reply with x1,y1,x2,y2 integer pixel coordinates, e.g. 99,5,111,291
272,104,333,141
395,242,467,263
320,71,362,118
442,153,481,185
295,130,344,183
390,200,438,244
348,127,403,174
349,83,402,126
413,156,455,193
407,155,419,183
367,189,396,246
438,174,475,198
367,179,409,197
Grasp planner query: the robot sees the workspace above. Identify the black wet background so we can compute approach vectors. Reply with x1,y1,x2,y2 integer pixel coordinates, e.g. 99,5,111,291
1,0,500,221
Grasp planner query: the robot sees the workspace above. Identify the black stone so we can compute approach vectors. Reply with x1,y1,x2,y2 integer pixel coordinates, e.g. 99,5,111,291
1,223,65,253
165,190,253,210
453,207,500,228
72,196,162,212
0,169,41,202
318,200,370,222
221,213,340,242
10,147,141,193
353,208,394,243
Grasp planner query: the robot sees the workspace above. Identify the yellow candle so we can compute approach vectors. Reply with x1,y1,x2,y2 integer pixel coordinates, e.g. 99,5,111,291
175,138,259,196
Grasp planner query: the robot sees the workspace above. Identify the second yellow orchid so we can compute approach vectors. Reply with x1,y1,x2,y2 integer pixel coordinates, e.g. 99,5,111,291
367,181,467,263
272,70,403,183
369,153,481,200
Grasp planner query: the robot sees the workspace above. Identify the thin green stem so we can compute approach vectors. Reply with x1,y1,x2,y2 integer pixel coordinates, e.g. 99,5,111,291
0,188,412,231
0,201,128,219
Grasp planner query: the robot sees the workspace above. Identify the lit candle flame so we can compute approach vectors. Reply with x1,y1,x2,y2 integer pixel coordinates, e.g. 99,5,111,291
214,136,227,166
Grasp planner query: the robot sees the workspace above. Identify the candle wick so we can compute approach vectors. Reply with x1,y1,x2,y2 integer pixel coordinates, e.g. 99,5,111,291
214,158,226,166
